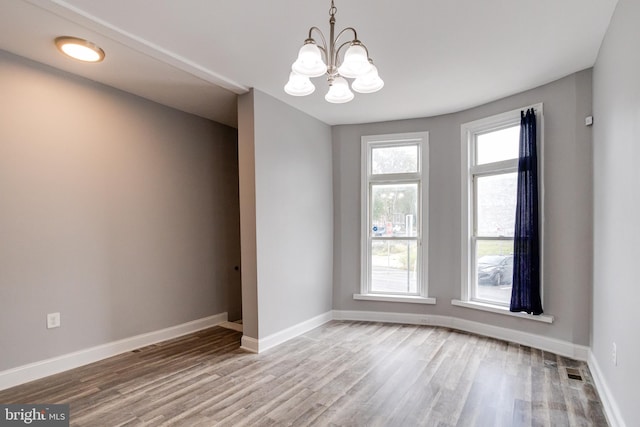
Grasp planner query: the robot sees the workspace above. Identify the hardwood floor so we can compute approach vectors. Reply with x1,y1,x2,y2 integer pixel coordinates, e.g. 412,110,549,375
0,321,608,426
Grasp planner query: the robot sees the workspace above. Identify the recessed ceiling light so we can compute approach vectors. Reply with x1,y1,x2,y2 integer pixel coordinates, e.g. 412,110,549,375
55,36,105,63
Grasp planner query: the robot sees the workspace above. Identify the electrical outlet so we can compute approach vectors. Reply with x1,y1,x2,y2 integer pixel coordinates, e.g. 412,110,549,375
612,342,617,366
47,312,61,329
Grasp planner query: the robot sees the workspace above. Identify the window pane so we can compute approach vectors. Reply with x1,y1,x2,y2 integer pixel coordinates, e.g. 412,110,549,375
476,126,519,165
372,144,418,174
371,183,418,237
475,240,513,304
476,173,517,237
371,240,418,293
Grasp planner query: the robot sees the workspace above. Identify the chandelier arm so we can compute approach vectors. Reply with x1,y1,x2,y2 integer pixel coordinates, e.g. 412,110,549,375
308,26,329,64
334,40,353,67
334,27,359,45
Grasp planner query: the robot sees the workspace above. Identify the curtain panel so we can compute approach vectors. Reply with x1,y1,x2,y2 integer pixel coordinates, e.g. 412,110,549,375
510,108,543,315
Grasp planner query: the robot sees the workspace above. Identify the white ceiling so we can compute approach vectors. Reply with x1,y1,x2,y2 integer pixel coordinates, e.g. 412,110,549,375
0,0,618,128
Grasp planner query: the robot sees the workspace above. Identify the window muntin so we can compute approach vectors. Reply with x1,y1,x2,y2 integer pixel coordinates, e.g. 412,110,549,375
362,133,428,298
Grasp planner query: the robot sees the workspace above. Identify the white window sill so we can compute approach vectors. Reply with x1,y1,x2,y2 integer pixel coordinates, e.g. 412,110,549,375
354,294,436,305
451,299,554,324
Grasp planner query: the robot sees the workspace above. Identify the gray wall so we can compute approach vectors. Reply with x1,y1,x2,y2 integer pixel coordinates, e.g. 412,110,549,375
0,51,241,371
592,0,640,424
237,91,259,339
238,89,333,340
333,70,593,345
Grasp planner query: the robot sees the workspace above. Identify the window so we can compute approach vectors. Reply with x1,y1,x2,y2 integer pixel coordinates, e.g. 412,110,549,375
461,105,543,307
358,132,432,303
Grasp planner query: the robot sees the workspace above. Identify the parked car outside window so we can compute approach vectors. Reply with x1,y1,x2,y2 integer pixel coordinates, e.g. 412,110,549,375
477,255,513,286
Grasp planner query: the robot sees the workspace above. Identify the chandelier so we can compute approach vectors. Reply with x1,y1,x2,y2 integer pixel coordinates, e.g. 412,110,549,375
284,0,384,103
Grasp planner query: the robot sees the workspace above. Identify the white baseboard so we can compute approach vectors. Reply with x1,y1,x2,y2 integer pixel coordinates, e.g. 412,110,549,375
332,309,589,361
0,312,228,391
240,311,333,354
2,307,623,427
588,351,626,427
219,321,243,332
258,311,333,353
240,336,259,353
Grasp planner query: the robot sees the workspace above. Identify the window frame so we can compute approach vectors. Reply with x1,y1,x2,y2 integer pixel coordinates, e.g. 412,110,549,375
460,104,544,308
358,132,433,304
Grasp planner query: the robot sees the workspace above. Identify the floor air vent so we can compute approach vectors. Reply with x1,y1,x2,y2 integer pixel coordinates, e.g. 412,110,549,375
566,368,583,381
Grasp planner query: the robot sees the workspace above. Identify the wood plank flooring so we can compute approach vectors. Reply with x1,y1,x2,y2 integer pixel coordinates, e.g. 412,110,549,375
0,321,608,426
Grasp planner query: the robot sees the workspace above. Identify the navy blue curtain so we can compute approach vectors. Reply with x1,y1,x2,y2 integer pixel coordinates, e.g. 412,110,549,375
510,109,543,315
